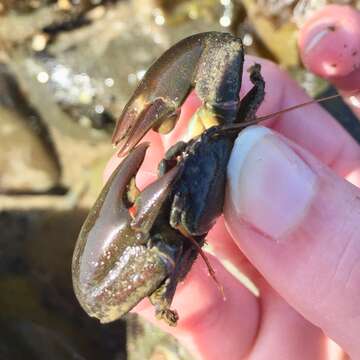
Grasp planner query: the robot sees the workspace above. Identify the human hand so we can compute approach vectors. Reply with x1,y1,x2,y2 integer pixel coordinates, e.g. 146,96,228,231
104,6,360,359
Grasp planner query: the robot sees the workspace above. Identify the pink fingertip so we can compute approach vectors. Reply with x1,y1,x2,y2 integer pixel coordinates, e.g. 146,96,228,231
299,5,360,91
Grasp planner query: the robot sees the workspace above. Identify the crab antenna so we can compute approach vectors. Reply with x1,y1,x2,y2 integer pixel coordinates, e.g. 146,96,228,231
255,92,344,123
227,90,359,131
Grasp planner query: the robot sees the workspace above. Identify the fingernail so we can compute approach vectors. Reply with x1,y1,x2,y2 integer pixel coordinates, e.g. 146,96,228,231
227,126,317,240
299,5,360,91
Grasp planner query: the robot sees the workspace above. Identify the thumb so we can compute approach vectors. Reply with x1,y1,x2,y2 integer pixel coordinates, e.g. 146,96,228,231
225,125,360,358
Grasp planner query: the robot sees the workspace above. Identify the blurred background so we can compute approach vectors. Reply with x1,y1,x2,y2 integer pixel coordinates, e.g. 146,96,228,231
0,1,359,359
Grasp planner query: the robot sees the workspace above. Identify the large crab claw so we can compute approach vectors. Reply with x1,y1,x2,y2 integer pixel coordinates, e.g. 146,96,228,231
72,143,182,323
112,32,244,156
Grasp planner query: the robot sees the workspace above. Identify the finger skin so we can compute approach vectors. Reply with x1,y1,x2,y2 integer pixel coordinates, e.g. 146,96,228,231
298,5,360,118
249,283,327,360
136,254,260,360
136,254,329,360
299,5,360,84
225,126,360,358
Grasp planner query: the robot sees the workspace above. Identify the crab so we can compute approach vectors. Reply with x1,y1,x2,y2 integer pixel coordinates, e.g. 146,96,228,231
72,32,265,326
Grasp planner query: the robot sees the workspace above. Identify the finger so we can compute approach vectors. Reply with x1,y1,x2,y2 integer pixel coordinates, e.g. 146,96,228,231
225,125,360,358
136,254,260,360
207,217,258,279
249,282,328,360
298,5,360,118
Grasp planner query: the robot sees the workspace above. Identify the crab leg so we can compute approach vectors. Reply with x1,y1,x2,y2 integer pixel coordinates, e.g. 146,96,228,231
236,63,265,122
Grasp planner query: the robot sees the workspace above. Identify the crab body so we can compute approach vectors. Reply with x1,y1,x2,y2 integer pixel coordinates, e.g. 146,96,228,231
161,127,233,237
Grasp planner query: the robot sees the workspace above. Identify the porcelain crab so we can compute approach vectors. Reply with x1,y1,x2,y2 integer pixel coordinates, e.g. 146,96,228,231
72,32,265,326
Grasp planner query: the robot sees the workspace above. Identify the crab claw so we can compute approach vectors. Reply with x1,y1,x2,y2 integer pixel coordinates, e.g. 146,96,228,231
131,165,182,233
72,143,182,323
112,32,244,156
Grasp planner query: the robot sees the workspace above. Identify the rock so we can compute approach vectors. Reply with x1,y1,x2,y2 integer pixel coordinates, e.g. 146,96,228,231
127,314,193,360
0,210,127,360
0,64,61,193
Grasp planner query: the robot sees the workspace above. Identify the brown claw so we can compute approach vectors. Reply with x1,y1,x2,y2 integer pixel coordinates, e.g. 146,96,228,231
72,142,150,290
112,32,244,156
111,30,205,155
72,143,184,323
131,164,183,233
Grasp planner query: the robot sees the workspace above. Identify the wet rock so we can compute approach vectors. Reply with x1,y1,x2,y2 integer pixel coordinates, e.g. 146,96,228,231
0,1,122,44
0,64,61,193
0,4,71,44
7,1,224,138
0,277,126,359
127,314,193,360
236,0,299,67
0,1,224,199
0,0,54,15
0,211,29,274
0,210,127,360
0,319,87,360
0,107,61,193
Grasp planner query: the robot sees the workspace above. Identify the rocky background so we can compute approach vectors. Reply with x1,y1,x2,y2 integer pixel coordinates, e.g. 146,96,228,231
0,1,359,359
